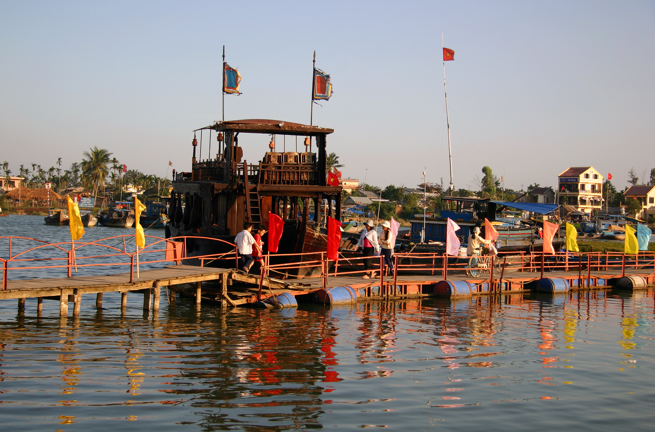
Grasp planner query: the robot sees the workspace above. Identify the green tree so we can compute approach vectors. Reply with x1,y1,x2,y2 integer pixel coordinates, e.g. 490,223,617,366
650,168,655,186
604,180,619,207
481,166,496,198
81,147,112,204
628,168,639,186
381,184,405,202
625,197,642,217
326,152,343,173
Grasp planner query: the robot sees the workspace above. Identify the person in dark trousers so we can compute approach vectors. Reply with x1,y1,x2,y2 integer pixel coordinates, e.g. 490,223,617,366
356,220,380,279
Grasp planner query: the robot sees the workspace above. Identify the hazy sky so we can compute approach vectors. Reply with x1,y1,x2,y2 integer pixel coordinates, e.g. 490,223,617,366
1,0,654,192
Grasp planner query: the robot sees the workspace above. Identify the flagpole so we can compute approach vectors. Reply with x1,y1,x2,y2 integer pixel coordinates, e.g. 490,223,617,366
442,33,454,194
222,45,225,122
310,51,316,126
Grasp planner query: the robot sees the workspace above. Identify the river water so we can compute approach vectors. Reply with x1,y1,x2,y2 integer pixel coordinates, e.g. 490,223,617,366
1,216,654,431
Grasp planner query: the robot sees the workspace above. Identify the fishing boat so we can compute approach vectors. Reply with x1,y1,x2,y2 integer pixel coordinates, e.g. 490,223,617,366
81,212,97,227
140,201,169,229
408,197,561,252
97,208,134,228
44,209,69,226
167,119,341,271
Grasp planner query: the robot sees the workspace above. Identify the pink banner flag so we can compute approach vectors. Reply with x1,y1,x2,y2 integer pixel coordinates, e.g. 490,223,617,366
542,221,559,255
446,218,461,256
390,217,400,245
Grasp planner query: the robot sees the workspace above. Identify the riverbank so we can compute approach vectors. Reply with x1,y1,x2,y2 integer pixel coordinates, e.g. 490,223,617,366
578,239,655,253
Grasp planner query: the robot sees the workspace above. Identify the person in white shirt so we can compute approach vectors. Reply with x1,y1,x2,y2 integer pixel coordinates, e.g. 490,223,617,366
234,222,262,272
379,220,395,275
356,220,380,279
467,226,491,256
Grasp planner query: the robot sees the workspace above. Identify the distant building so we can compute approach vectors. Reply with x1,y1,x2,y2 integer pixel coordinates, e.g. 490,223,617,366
0,176,25,192
343,196,372,206
341,178,359,193
624,185,655,219
527,187,555,204
558,167,603,214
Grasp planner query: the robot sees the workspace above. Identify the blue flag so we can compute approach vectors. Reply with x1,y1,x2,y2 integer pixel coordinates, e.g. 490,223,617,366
223,63,241,94
637,223,652,251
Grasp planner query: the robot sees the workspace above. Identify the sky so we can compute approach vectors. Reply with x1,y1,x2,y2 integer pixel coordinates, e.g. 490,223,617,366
1,0,654,193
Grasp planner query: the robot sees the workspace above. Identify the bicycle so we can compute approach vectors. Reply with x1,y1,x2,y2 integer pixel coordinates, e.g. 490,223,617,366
466,254,501,277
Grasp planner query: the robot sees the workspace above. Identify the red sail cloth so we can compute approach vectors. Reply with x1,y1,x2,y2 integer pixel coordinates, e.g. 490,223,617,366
327,216,341,261
267,212,284,253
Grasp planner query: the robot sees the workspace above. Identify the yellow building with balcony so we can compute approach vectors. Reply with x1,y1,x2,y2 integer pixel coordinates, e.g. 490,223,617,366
558,167,603,214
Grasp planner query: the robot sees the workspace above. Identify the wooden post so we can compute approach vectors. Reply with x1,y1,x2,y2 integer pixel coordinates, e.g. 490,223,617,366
73,290,81,317
196,281,202,306
121,292,127,310
60,290,69,318
153,283,161,312
170,286,177,305
37,297,43,316
143,289,152,311
96,293,103,309
18,298,25,315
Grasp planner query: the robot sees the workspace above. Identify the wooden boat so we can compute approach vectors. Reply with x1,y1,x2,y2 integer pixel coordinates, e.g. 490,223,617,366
97,209,134,228
168,119,341,272
44,209,69,226
81,212,97,227
140,201,169,229
408,197,562,253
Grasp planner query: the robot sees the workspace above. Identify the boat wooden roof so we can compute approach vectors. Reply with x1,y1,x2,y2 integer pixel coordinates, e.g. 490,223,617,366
198,119,334,136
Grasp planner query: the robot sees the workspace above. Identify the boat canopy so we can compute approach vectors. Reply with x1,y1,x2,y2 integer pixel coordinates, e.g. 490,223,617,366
490,201,559,215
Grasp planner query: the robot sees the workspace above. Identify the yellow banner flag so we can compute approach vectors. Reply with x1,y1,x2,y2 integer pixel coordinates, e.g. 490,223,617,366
134,197,147,248
624,224,639,255
66,196,85,241
565,222,579,252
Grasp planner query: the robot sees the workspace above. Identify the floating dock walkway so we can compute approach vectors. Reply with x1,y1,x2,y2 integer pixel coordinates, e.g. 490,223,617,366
1,234,654,317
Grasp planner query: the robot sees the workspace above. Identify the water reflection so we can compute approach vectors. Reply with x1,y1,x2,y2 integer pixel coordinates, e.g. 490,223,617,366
0,286,653,430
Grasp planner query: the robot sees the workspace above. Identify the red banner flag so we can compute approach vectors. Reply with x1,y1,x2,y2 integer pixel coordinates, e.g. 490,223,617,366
122,164,127,173
542,221,559,255
443,48,455,61
327,171,339,186
607,173,612,180
267,212,284,253
327,216,341,261
334,168,342,179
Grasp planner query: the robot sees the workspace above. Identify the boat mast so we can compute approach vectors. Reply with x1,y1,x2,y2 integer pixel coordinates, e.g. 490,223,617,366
310,51,315,126
442,34,454,194
222,45,225,122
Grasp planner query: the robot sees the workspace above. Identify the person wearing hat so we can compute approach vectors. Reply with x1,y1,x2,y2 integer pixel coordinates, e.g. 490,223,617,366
379,220,395,275
467,226,492,257
356,219,380,279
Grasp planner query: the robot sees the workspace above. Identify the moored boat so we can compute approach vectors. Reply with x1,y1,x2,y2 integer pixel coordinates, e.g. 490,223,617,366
81,212,97,227
168,119,341,272
44,209,69,226
97,209,134,228
408,197,562,253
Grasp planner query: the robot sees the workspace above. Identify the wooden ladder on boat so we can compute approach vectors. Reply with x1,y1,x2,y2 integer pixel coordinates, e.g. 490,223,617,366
246,185,261,224
242,161,261,225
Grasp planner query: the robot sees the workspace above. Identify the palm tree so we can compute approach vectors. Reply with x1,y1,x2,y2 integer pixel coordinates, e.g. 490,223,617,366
81,147,113,205
326,152,344,173
56,157,63,192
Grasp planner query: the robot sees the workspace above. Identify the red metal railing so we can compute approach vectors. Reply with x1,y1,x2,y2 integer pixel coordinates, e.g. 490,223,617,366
0,235,237,290
3,233,653,294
